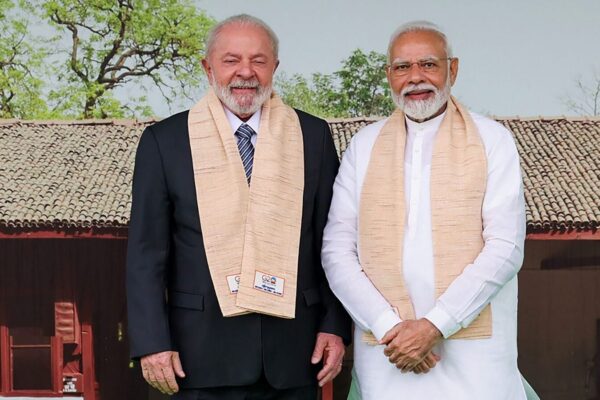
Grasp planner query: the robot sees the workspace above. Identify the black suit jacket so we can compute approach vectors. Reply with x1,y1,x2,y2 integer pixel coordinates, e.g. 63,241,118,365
126,109,351,390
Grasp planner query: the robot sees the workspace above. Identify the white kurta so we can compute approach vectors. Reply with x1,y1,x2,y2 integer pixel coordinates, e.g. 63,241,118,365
322,110,527,399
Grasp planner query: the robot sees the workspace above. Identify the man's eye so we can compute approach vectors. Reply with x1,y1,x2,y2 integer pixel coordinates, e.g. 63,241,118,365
223,59,237,64
253,60,266,65
421,62,437,69
395,64,410,71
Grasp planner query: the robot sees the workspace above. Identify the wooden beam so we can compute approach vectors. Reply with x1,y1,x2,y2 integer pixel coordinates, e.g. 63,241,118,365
82,323,97,400
541,256,600,270
52,336,64,394
526,230,599,240
0,227,128,239
0,325,10,393
322,380,333,400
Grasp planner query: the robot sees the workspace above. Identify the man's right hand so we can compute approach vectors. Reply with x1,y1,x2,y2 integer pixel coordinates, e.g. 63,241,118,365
140,351,186,395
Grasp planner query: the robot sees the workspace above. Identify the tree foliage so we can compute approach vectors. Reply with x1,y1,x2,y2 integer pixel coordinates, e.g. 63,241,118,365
41,0,215,118
0,0,214,119
277,49,394,118
0,0,49,118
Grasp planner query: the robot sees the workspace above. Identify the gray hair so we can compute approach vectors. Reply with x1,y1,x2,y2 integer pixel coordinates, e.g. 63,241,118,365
205,14,279,59
387,21,453,62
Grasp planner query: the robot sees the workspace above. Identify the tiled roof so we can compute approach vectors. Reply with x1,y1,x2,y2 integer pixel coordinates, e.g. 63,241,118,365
0,119,152,229
500,117,599,233
1,116,599,234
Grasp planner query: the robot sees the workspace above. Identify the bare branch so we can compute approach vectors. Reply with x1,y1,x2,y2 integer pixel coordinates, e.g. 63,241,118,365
564,69,600,116
97,2,130,79
51,10,88,83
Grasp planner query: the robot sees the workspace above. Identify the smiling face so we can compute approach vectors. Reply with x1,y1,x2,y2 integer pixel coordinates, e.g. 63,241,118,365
386,29,459,121
202,23,279,120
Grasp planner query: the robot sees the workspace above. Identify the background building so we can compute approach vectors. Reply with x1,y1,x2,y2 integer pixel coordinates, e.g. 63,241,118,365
1,116,599,399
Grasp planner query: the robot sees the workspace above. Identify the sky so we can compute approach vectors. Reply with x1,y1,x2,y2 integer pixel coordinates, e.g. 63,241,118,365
159,0,600,117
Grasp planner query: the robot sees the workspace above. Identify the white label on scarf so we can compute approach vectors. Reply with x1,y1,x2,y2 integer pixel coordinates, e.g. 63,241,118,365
253,271,285,296
226,274,241,294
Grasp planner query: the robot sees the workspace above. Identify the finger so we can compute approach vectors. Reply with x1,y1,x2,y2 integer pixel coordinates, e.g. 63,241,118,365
318,364,343,387
412,364,425,374
162,367,179,394
145,368,160,391
321,366,342,387
383,342,399,358
401,363,413,374
379,326,399,345
152,367,173,395
417,361,432,374
383,346,392,357
387,351,402,364
422,354,436,369
317,346,342,382
395,361,410,372
316,360,335,381
383,340,402,358
172,352,186,378
326,345,344,369
311,338,326,364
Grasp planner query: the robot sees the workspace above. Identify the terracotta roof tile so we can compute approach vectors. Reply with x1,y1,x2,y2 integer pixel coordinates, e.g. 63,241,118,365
1,116,598,233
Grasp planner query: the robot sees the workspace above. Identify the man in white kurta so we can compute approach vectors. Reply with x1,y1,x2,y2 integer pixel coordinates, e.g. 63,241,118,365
321,21,528,399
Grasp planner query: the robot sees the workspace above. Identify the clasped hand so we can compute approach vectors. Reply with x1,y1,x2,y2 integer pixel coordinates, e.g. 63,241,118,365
380,318,442,374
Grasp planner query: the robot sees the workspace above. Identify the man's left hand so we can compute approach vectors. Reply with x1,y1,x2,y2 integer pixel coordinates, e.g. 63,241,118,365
311,332,345,387
380,319,443,373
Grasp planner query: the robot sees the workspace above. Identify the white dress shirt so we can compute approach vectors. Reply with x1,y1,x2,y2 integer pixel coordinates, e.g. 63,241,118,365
322,109,527,399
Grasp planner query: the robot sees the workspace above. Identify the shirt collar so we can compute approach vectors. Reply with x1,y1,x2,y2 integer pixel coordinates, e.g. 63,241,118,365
223,106,261,135
405,109,446,134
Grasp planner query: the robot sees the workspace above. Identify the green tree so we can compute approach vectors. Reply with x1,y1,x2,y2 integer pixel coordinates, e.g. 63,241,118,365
40,0,214,118
276,72,340,118
0,0,50,118
277,49,394,118
334,49,393,117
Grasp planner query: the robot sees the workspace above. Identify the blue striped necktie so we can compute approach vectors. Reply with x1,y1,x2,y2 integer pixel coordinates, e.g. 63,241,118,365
235,123,255,184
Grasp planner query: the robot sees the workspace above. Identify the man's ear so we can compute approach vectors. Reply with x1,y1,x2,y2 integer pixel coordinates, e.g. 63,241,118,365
201,59,212,80
274,59,280,74
385,65,393,88
449,57,459,86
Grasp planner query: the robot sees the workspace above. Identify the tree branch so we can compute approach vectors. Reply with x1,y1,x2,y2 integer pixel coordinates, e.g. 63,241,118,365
97,0,130,79
51,11,88,83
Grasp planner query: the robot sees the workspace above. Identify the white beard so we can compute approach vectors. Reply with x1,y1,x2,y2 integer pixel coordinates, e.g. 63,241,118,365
393,80,451,121
211,76,272,116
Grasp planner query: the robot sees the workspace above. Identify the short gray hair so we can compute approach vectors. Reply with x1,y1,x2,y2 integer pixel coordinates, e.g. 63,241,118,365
387,21,453,62
205,14,279,59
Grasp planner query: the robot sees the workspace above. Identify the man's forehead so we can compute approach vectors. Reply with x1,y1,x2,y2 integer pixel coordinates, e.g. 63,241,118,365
212,24,273,53
390,30,446,57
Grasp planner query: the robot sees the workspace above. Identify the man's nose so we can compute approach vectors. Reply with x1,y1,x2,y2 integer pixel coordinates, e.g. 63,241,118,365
406,63,426,85
236,61,255,79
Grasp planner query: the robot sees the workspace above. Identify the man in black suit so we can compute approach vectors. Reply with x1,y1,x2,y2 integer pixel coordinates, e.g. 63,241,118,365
126,14,351,399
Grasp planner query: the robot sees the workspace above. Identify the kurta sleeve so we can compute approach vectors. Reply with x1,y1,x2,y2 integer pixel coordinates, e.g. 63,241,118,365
313,120,353,344
425,124,526,338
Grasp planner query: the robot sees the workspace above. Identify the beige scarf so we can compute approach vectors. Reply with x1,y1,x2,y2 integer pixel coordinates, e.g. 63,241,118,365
359,97,492,344
187,88,304,319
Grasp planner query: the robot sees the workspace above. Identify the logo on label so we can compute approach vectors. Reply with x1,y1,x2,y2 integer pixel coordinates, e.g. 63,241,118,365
226,274,241,294
254,270,285,296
